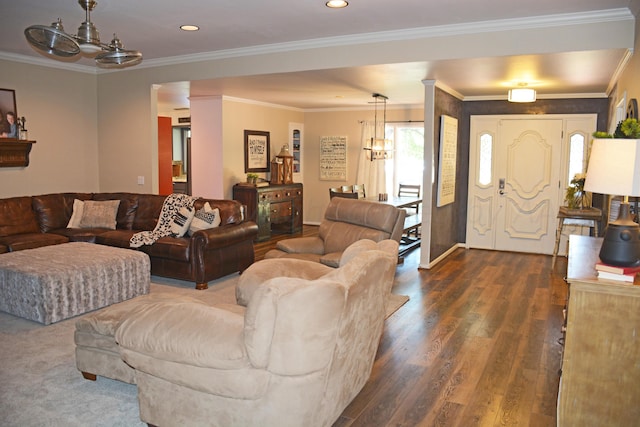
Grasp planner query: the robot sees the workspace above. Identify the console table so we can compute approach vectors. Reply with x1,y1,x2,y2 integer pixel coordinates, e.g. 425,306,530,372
233,183,303,242
558,235,640,426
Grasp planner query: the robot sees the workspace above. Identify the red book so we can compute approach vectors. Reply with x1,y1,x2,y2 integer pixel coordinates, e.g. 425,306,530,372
595,262,640,275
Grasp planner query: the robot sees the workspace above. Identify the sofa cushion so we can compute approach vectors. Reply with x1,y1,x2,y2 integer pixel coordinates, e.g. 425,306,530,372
48,227,111,243
92,193,139,230
170,205,195,237
194,199,243,226
32,193,92,232
0,233,68,252
132,195,167,231
141,236,191,262
319,221,389,254
189,203,221,236
94,229,136,248
79,200,121,229
0,196,41,237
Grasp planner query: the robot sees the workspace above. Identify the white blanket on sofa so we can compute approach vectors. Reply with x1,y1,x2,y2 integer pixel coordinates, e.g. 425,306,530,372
129,193,199,248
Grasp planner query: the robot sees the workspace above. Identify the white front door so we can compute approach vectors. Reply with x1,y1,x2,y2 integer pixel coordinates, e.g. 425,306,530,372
493,119,562,253
467,115,596,255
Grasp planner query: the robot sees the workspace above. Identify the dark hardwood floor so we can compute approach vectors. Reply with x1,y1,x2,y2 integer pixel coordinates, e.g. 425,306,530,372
255,226,567,426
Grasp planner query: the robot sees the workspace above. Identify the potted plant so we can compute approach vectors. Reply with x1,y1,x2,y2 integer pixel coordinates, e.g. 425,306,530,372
246,173,259,184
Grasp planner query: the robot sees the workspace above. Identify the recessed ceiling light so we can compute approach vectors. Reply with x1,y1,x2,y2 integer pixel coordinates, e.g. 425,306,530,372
180,25,200,31
326,1,348,8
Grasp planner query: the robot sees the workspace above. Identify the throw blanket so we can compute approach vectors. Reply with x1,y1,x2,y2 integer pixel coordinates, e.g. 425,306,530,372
129,193,200,248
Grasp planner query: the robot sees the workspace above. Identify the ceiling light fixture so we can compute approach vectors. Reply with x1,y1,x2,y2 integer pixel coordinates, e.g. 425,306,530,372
180,25,200,31
364,93,393,161
24,0,142,68
508,83,536,103
326,0,349,8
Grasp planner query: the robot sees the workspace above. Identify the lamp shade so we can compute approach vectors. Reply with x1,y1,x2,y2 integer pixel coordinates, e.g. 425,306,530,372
584,138,640,197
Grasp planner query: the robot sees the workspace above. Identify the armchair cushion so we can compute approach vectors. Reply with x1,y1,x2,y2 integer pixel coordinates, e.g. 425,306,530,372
265,198,404,266
236,258,332,306
275,236,325,255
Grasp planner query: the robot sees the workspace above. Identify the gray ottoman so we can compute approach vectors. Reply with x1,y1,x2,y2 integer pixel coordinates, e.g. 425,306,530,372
0,242,150,325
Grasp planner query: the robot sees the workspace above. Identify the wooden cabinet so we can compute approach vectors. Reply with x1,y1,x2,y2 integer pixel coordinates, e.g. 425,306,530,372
558,235,640,426
233,183,303,242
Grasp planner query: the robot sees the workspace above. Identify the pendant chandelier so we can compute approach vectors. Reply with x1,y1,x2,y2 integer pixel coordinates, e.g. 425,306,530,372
24,0,142,68
364,93,393,161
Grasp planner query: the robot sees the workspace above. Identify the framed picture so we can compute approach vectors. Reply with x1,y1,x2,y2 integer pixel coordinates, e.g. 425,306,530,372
0,89,17,138
244,130,270,172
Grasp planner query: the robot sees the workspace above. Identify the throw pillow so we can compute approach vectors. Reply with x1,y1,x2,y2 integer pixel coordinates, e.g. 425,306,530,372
188,202,221,235
79,200,121,229
170,205,196,237
67,199,85,228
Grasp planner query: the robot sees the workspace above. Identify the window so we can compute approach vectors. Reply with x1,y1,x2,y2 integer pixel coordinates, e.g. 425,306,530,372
386,123,424,193
567,132,587,183
478,132,493,186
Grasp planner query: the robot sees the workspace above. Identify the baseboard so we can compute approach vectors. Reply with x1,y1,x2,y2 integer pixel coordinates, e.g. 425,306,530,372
419,243,464,269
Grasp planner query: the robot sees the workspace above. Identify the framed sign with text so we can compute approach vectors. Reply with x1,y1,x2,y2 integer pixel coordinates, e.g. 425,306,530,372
244,130,270,173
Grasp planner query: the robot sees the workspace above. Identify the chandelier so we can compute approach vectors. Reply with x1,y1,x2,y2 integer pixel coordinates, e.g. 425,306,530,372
24,0,142,68
364,93,393,161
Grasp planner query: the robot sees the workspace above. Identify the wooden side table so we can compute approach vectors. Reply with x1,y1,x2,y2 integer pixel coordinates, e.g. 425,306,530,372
558,235,640,426
551,206,602,267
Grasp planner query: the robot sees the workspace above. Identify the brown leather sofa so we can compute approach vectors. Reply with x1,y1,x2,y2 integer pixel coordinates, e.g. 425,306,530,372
0,193,258,289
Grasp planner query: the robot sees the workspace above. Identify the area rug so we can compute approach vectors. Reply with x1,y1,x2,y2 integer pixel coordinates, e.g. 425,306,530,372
0,273,408,427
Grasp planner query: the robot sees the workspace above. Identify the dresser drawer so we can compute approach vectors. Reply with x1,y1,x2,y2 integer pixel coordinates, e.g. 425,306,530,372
270,201,292,224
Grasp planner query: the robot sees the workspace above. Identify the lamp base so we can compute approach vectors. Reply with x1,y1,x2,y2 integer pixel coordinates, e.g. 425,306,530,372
599,202,640,267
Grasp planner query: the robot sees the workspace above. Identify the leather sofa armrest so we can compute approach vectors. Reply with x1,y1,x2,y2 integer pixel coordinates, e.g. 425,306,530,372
275,236,325,254
191,221,258,250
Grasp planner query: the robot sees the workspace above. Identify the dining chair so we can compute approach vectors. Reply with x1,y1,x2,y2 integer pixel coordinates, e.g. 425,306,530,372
330,189,358,199
353,184,366,199
398,183,421,214
340,185,354,194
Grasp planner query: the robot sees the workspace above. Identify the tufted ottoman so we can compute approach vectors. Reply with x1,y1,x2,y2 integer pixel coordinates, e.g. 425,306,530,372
0,242,150,325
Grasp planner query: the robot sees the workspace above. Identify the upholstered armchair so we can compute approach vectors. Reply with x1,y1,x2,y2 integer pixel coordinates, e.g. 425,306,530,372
115,244,398,427
265,196,405,267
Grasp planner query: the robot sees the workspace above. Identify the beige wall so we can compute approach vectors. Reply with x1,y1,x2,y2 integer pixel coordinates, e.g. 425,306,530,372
0,60,99,198
303,107,424,223
222,99,304,200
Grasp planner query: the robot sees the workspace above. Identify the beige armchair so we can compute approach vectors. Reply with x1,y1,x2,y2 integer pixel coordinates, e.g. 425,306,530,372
265,196,405,267
115,245,398,427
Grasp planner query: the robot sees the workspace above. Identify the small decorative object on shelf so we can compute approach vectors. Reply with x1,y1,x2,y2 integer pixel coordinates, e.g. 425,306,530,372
565,173,590,209
271,145,294,185
18,116,27,140
246,173,258,185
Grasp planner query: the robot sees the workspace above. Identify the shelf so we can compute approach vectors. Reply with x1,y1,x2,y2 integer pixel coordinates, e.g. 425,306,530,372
0,138,36,167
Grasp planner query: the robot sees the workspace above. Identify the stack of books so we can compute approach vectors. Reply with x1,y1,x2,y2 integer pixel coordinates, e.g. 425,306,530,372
595,262,640,283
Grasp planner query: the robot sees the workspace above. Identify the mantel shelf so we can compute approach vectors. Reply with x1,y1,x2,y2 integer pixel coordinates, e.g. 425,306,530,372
0,139,36,167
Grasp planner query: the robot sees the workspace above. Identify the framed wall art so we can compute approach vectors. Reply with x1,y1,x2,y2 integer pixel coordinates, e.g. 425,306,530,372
437,115,458,207
244,130,270,173
0,89,17,138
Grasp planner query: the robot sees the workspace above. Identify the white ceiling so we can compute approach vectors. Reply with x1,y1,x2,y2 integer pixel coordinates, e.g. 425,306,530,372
1,0,639,110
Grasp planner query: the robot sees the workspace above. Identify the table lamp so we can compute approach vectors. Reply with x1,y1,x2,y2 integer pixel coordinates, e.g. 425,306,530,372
584,138,640,267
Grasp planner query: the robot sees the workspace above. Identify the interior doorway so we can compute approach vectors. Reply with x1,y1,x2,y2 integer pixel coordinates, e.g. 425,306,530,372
466,114,596,255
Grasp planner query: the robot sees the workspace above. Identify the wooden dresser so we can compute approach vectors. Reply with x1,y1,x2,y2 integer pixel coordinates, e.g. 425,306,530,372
233,183,303,242
558,235,640,426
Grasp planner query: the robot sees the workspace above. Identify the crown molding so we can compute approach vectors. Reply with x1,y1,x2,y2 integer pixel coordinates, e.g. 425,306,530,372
118,8,637,70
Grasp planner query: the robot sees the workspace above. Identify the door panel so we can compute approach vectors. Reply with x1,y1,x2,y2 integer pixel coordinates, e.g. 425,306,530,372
494,120,561,253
